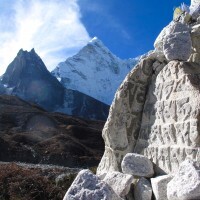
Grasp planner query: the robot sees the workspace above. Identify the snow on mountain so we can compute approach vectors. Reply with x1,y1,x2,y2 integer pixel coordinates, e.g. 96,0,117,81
0,49,109,120
51,37,139,105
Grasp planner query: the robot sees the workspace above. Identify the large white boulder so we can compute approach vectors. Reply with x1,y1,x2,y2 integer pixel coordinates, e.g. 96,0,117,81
63,169,122,200
163,22,192,61
121,153,154,178
167,160,200,200
134,177,152,200
103,171,134,198
97,58,155,178
151,175,173,200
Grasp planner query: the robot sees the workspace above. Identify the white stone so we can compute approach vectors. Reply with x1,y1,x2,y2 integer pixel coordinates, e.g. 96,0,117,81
163,22,192,61
190,0,200,10
154,22,173,52
151,175,173,200
154,21,189,53
167,160,200,200
121,153,154,178
134,61,200,174
190,0,200,19
191,24,200,54
134,177,152,200
103,171,134,198
97,58,155,178
63,169,122,200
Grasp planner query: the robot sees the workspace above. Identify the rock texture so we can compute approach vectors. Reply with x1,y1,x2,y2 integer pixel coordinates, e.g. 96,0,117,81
103,171,134,198
135,61,200,174
163,22,192,61
167,160,200,200
97,58,155,177
63,169,122,200
151,175,173,200
121,153,154,178
134,177,152,200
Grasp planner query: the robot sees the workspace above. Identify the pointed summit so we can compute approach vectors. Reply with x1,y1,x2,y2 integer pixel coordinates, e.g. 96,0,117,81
51,38,138,105
2,49,65,110
89,36,102,44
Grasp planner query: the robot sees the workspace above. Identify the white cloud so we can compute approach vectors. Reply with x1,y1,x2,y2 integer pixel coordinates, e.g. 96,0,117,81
0,0,91,75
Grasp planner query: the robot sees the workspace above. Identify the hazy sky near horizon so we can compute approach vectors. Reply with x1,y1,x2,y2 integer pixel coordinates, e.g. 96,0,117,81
0,0,190,75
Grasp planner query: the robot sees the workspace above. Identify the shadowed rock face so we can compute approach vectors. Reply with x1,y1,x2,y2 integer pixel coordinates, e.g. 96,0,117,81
2,49,65,111
0,95,105,168
0,49,110,120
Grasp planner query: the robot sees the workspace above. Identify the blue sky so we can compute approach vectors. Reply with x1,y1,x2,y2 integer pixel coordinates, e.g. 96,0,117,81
79,0,190,59
0,0,190,75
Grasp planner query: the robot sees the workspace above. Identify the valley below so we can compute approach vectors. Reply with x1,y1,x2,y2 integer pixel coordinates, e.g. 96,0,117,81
0,94,105,199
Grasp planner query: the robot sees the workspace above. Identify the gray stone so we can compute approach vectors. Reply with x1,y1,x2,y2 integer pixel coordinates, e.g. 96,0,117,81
103,171,134,198
134,177,152,200
190,0,200,19
151,175,173,200
163,22,192,61
135,61,200,174
97,58,155,178
167,160,200,200
63,169,122,200
121,153,154,178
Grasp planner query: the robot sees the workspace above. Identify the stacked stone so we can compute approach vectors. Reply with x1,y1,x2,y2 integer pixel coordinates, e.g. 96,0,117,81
63,154,200,200
63,153,154,200
63,0,200,199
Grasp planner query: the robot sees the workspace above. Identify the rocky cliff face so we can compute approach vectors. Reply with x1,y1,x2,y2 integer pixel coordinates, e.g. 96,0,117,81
1,49,65,111
51,37,139,105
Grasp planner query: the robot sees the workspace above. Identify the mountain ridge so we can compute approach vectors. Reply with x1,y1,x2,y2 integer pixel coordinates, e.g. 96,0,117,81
0,49,109,120
52,37,139,105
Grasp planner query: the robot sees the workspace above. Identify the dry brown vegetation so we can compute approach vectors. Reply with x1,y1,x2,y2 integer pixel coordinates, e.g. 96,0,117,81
0,163,78,200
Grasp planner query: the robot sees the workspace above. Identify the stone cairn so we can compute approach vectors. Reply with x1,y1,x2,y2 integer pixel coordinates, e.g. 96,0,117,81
63,1,200,199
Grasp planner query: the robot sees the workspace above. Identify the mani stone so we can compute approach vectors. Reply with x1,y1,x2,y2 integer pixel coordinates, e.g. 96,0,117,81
63,169,122,200
134,60,200,174
134,177,152,200
97,57,155,178
163,22,192,61
103,171,134,198
167,160,200,200
121,153,154,178
151,175,173,200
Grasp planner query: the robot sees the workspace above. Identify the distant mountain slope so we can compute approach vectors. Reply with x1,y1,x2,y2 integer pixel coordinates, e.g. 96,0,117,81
1,48,65,111
51,37,139,105
0,49,109,120
0,94,105,167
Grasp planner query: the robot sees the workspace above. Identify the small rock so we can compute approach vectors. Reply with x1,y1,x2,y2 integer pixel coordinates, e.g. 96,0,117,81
134,177,152,200
63,169,122,200
163,22,192,61
151,175,173,200
121,153,154,178
167,160,200,200
103,171,134,198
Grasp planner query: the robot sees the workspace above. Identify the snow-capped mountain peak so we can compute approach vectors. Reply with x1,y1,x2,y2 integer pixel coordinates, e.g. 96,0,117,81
51,37,139,105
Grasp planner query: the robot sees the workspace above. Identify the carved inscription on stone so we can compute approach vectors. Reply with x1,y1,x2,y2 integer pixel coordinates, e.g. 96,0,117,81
135,61,200,174
97,58,155,177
